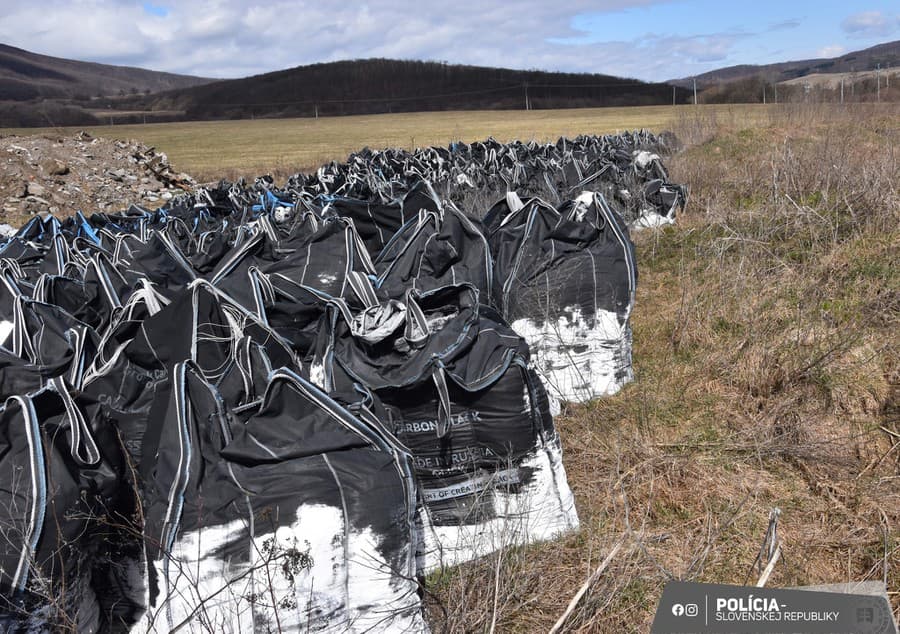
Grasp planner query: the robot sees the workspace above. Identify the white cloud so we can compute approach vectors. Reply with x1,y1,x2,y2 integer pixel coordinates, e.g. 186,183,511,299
0,0,754,81
817,45,846,58
840,10,900,39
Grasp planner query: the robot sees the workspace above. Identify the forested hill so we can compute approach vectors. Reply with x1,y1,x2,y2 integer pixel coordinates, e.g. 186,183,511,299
130,58,690,119
1,50,690,127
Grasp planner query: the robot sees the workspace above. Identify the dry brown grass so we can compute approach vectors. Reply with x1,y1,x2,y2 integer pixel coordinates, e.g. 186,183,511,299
1,104,771,182
424,102,899,632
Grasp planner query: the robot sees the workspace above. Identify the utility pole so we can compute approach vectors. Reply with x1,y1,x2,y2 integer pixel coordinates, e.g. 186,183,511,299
315,104,318,119
524,82,530,110
672,85,676,106
840,78,844,104
876,64,880,102
692,78,697,105
763,83,766,104
774,83,778,103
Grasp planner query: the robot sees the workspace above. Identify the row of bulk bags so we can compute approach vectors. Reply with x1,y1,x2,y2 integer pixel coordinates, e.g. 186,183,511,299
2,179,639,415
168,161,644,414
0,261,430,632
4,177,639,413
282,132,685,223
207,132,681,226
0,153,645,631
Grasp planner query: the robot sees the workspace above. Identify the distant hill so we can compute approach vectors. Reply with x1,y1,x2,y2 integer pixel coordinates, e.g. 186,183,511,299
125,58,690,120
0,43,213,101
671,40,900,88
0,47,688,127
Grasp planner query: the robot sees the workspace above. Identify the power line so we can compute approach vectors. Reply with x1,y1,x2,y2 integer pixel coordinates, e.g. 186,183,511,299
193,80,677,109
527,82,667,89
206,84,522,108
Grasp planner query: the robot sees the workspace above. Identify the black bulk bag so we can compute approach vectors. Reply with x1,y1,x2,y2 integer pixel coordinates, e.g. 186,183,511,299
374,200,493,300
135,363,427,633
0,381,117,632
485,191,637,410
210,214,375,305
324,196,405,258
313,284,579,570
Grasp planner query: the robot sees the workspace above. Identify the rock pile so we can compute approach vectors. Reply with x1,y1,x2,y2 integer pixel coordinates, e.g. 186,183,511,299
0,131,195,226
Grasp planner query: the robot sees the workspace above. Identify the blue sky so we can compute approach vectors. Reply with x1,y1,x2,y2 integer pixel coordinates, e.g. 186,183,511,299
0,1,897,80
559,0,899,76
141,2,168,17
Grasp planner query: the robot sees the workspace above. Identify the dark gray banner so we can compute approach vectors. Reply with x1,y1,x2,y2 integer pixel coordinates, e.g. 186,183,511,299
651,581,897,634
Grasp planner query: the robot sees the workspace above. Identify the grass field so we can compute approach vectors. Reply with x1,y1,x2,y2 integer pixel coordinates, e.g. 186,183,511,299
424,103,900,631
3,104,771,181
3,103,898,631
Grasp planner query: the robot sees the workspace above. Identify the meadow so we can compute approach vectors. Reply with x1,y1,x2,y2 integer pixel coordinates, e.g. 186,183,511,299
4,104,772,181
2,102,897,631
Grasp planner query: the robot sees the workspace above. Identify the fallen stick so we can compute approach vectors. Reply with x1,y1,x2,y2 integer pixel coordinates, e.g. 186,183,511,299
549,536,626,634
756,541,782,588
